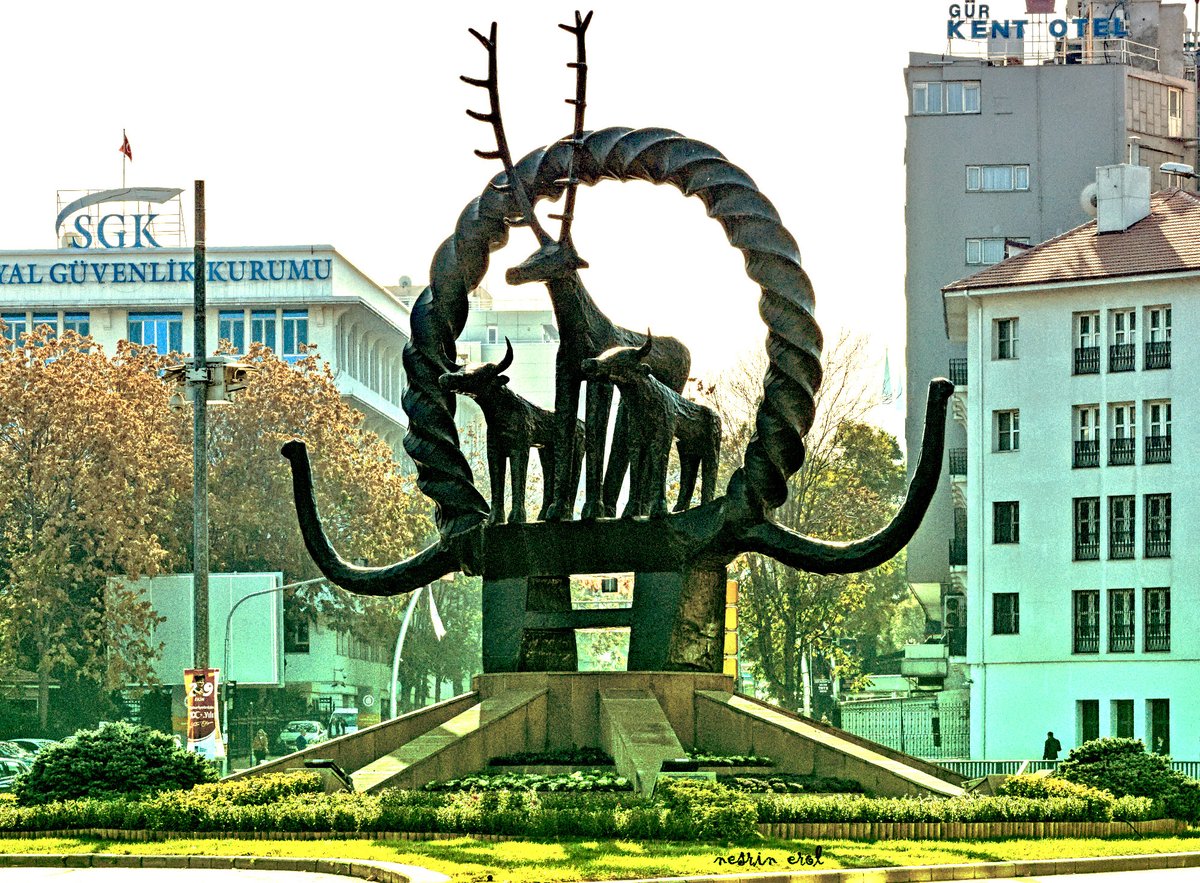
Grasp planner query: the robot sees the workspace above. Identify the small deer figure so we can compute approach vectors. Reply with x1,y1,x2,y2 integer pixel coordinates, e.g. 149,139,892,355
463,14,692,521
439,339,583,524
581,333,721,519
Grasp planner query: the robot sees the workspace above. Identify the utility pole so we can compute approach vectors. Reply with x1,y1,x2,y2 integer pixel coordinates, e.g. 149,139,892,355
193,180,209,669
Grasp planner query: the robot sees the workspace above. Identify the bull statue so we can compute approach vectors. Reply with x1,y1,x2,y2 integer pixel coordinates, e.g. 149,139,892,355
439,338,582,524
581,333,721,519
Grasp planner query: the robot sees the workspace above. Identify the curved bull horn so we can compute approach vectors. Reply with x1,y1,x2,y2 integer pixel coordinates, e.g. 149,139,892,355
496,336,515,373
735,378,953,574
635,330,653,361
281,440,475,595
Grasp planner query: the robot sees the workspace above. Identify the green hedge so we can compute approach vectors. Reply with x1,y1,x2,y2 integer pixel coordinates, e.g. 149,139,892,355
422,769,632,793
755,792,1158,824
1055,738,1200,823
717,774,864,795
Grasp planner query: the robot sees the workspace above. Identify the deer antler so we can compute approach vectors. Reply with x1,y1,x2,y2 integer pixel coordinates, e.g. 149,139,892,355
462,22,552,246
549,10,593,251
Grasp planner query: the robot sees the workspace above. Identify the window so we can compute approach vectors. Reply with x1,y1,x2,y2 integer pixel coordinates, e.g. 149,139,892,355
1109,309,1136,372
1169,87,1183,138
1146,306,1171,369
1079,699,1100,743
1073,405,1100,468
1146,400,1171,463
283,615,310,654
1112,699,1134,739
993,501,1019,544
31,312,57,333
251,310,276,349
950,508,968,566
1145,588,1170,651
967,164,1030,192
1108,496,1135,559
995,318,1018,359
1108,589,1135,652
219,310,246,352
995,409,1019,451
63,311,90,337
1108,403,1136,466
335,629,350,656
1073,590,1100,653
1148,698,1170,755
993,593,1020,635
2,312,27,346
913,81,979,115
1074,312,1100,374
127,312,182,354
966,237,1007,265
1074,497,1100,560
486,324,499,345
282,310,309,362
1145,494,1171,557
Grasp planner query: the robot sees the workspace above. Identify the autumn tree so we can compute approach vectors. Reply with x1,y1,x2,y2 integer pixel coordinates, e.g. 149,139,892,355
712,334,910,716
0,328,190,728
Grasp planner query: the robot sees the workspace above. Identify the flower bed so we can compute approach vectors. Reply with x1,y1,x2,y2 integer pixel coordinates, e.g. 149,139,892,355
421,769,631,793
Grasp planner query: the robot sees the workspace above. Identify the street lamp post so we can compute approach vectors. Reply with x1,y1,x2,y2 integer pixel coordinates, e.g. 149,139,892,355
221,575,327,776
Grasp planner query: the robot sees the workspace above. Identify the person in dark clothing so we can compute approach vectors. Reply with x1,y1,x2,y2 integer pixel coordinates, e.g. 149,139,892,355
295,732,307,752
1043,731,1062,761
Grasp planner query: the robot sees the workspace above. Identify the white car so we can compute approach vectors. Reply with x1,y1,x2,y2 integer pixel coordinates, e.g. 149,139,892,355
7,738,56,756
277,720,328,753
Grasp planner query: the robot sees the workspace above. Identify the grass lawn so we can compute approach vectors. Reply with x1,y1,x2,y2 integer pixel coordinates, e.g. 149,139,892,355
0,834,1197,882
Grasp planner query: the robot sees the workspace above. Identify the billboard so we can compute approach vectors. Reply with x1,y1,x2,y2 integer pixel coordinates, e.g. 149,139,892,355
116,572,285,686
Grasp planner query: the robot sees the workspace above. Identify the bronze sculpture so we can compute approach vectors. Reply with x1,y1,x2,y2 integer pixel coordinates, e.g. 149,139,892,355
282,11,953,674
438,338,583,525
581,334,721,518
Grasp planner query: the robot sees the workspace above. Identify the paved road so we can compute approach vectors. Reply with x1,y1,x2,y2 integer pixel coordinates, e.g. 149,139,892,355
0,870,350,881
986,869,1199,882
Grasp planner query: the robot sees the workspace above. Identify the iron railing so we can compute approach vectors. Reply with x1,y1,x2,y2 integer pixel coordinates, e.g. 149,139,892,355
1144,340,1171,369
1145,435,1171,464
933,759,1200,777
1073,439,1099,468
1146,620,1171,652
1108,534,1134,560
949,537,968,567
1146,532,1171,558
1073,346,1099,375
1108,437,1135,466
948,448,967,476
1109,626,1134,653
1074,539,1099,561
1073,628,1100,654
1109,343,1135,372
949,358,968,387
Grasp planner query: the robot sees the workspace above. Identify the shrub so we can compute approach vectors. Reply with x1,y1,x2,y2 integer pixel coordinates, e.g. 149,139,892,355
755,792,1133,824
655,778,758,841
1055,737,1200,822
11,723,216,806
687,753,774,767
996,774,1115,816
488,747,614,766
422,769,631,793
718,773,864,795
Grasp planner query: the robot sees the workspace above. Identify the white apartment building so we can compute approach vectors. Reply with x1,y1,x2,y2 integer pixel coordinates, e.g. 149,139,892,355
943,163,1195,759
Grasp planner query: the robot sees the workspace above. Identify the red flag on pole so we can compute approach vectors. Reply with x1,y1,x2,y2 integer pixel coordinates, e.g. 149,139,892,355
119,131,132,161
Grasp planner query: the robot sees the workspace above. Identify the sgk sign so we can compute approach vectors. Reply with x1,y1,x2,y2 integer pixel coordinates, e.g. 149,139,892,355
55,187,183,249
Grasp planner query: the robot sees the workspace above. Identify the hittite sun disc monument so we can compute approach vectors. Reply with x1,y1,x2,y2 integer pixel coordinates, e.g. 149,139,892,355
273,12,961,797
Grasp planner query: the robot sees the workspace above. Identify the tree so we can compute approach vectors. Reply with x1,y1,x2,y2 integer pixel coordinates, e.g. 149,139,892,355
0,328,190,728
713,335,909,715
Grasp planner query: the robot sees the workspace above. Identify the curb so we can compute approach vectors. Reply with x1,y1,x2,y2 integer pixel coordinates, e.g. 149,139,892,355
0,853,450,883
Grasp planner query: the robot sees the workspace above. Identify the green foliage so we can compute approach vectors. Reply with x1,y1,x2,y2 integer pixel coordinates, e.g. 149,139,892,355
996,774,1115,816
488,747,613,767
686,753,773,767
717,773,864,794
756,792,1158,824
422,769,631,793
10,723,216,806
655,779,758,841
1054,738,1200,822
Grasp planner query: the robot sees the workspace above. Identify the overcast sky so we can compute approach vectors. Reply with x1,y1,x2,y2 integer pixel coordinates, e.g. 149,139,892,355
2,1,972,447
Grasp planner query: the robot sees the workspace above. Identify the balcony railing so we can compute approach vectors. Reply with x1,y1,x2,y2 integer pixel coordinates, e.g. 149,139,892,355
1073,346,1099,375
1073,629,1099,654
949,358,968,387
1073,439,1099,468
1145,435,1171,464
1109,535,1135,560
1109,343,1135,372
1108,437,1135,466
1145,621,1171,652
1146,532,1171,558
949,537,967,567
1145,340,1171,370
1109,626,1134,653
1074,539,1099,561
948,448,967,476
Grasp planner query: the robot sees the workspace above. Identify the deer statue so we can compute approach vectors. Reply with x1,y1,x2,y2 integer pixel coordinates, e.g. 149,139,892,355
463,14,691,521
581,333,721,518
439,338,583,525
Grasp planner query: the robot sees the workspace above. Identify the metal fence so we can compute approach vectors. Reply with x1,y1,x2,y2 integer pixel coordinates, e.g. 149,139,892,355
932,758,1200,778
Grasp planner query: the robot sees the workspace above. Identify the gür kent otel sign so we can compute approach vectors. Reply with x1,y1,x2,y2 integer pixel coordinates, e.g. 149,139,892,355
947,4,1131,40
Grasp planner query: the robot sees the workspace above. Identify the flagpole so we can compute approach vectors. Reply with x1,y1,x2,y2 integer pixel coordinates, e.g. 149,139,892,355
122,129,126,189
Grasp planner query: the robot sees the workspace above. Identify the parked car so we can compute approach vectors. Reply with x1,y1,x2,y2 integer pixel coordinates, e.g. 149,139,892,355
276,720,328,753
0,757,31,792
0,741,33,761
6,738,56,756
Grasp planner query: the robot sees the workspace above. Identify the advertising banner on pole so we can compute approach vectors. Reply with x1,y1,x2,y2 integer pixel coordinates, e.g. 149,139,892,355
184,668,224,759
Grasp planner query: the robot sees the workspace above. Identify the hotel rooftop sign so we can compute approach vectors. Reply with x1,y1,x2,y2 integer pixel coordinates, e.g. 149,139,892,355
946,3,1130,40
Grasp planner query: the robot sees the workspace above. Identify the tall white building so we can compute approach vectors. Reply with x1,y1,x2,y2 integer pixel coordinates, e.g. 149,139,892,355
942,164,1194,759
